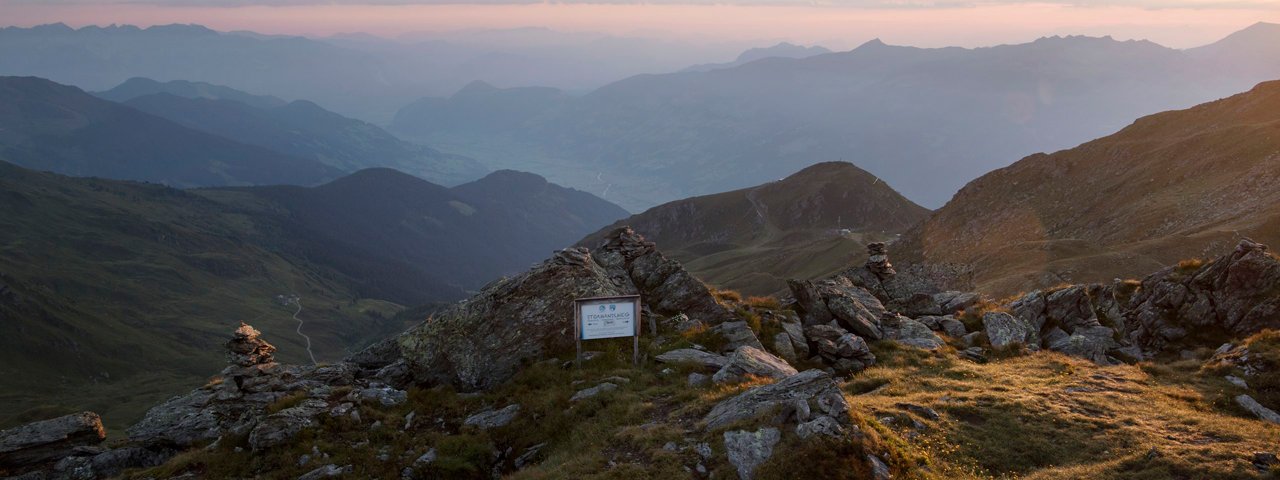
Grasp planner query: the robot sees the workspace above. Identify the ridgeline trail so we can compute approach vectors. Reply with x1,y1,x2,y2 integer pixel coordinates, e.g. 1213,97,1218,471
291,297,317,365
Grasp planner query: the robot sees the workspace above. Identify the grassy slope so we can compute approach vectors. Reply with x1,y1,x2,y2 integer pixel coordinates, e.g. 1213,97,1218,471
122,302,1280,479
0,163,410,432
580,162,930,296
899,80,1280,296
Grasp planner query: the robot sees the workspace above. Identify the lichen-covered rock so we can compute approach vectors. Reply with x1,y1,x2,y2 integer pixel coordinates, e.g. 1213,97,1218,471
1236,395,1280,424
983,311,1037,349
358,227,733,391
0,412,105,470
772,332,798,363
723,427,780,480
703,370,851,431
712,346,798,384
570,383,619,402
789,277,886,340
881,315,944,350
1046,326,1118,364
248,399,328,451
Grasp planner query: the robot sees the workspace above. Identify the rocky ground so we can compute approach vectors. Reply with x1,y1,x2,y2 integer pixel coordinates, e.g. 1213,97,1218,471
2,229,1278,479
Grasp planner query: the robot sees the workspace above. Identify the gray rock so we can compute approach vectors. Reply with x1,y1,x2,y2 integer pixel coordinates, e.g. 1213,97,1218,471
934,291,981,314
804,324,876,374
867,454,891,480
248,399,328,451
982,312,1036,349
297,464,352,480
795,416,845,439
514,443,545,469
704,370,850,431
1046,326,1118,364
723,427,780,480
0,412,105,469
688,373,710,387
881,315,944,350
713,346,798,384
710,321,766,353
570,382,619,402
959,347,987,363
656,349,729,370
772,332,798,363
1226,375,1249,389
416,448,438,465
780,321,810,358
1236,395,1280,424
464,404,520,429
896,403,940,421
349,387,408,407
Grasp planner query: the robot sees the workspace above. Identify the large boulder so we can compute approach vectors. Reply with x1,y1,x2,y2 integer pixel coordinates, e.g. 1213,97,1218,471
0,412,105,470
723,427,781,480
982,312,1037,349
712,346,799,384
704,370,851,431
356,228,734,391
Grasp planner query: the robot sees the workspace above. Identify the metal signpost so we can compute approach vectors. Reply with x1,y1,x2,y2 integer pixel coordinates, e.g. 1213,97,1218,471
573,294,642,366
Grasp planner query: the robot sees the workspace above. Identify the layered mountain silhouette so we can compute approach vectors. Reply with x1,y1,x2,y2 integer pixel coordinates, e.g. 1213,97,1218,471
97,77,286,109
0,76,341,187
0,162,625,430
897,79,1280,294
580,162,929,295
104,78,488,185
390,24,1280,211
682,42,832,72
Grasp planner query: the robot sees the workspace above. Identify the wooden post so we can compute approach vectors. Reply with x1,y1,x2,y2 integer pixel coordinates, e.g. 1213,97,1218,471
574,302,582,368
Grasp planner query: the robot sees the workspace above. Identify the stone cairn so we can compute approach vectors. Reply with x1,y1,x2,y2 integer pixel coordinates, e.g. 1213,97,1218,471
865,242,895,279
227,322,276,367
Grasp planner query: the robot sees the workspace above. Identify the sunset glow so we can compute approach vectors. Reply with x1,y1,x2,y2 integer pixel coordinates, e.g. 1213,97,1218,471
4,1,1279,48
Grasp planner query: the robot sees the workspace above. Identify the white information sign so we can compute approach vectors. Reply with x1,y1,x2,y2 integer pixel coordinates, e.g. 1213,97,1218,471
578,297,639,340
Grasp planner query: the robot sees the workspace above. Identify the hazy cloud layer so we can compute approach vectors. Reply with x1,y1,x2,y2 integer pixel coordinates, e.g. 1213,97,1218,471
5,0,1279,9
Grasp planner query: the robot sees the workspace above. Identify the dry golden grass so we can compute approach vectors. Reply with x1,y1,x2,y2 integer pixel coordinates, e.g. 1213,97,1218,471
850,344,1280,479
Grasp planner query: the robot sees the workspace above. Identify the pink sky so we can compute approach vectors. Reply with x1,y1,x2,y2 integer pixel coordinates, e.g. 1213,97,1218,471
3,2,1280,49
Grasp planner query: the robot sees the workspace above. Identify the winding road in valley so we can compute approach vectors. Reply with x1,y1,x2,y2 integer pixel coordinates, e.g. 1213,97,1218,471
291,297,317,365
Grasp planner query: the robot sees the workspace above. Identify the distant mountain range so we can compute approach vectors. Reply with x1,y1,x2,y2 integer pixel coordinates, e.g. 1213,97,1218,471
0,76,341,187
0,23,750,122
0,162,625,431
579,162,929,295
390,23,1280,211
682,42,832,72
101,78,488,185
896,79,1280,294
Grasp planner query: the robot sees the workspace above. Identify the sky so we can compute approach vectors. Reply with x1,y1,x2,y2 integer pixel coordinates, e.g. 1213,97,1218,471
2,0,1279,49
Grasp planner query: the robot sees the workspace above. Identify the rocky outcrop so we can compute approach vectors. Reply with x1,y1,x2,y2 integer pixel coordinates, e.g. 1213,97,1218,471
703,370,851,431
712,347,798,384
355,227,734,391
0,412,105,472
1126,239,1280,354
463,404,520,430
788,277,884,339
805,324,876,374
710,321,766,353
979,239,1280,363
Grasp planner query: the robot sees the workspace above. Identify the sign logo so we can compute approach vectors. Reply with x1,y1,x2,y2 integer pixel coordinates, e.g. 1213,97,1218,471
609,304,617,311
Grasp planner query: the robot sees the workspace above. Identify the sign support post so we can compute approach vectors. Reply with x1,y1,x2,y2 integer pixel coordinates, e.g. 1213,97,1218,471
573,294,642,367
